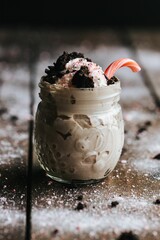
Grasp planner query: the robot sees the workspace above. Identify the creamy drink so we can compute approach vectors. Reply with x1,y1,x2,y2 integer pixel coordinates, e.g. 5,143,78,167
34,52,141,184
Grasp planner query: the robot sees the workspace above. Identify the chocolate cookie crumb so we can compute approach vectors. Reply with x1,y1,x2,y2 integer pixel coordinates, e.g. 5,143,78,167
54,51,84,72
110,201,119,208
145,120,151,126
135,122,151,140
10,115,18,122
107,76,119,85
71,66,94,88
153,153,160,160
51,229,59,236
153,199,160,204
43,51,92,84
75,202,86,211
136,121,151,139
77,195,83,201
117,231,139,240
0,107,8,116
137,126,147,134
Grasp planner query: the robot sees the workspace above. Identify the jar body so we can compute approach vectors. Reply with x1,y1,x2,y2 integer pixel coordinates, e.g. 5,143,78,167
34,83,124,184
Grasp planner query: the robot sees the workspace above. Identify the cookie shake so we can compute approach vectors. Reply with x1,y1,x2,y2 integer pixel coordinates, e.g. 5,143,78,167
34,52,141,184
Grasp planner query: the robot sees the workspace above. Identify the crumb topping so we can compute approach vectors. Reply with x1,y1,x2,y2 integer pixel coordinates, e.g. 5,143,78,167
43,51,88,84
42,51,118,88
107,76,119,85
71,66,94,88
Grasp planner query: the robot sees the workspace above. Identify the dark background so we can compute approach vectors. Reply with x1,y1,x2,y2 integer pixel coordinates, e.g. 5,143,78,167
1,0,160,29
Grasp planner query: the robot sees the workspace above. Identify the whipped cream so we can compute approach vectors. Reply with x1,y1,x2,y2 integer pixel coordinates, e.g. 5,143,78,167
57,58,107,88
63,58,107,87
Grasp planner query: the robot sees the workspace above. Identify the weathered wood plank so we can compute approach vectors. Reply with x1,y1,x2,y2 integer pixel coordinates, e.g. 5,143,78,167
129,29,160,105
0,32,30,240
31,29,160,240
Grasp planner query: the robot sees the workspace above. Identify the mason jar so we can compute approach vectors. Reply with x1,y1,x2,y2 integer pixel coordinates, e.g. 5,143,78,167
34,80,124,185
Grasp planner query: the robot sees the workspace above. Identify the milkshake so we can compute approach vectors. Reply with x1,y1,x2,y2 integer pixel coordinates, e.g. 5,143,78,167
34,52,141,184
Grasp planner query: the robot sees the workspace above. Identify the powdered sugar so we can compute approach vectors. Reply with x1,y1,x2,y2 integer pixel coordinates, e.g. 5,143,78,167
0,125,27,164
131,158,160,180
0,209,25,239
32,195,160,238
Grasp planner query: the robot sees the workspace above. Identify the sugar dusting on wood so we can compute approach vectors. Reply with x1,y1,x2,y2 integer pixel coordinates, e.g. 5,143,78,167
0,209,25,240
31,176,160,239
32,204,160,237
0,49,29,239
31,153,160,239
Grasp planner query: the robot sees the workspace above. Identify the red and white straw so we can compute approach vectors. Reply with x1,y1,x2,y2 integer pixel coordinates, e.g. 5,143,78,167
104,58,141,79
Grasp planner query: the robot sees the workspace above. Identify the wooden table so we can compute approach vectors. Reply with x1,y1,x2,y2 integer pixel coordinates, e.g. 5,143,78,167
0,27,160,240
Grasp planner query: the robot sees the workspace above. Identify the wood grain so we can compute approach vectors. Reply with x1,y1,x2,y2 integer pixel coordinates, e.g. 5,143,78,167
0,28,160,240
0,31,30,240
129,29,160,106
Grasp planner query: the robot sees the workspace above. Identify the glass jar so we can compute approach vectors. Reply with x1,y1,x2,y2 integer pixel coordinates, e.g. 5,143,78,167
34,80,124,185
